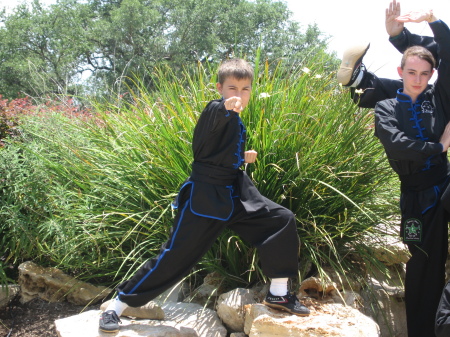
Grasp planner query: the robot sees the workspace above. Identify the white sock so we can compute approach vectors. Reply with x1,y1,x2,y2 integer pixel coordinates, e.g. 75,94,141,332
349,68,364,88
269,278,288,296
106,296,129,316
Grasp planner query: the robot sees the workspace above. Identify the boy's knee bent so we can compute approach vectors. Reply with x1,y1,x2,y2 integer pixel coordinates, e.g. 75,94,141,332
278,207,296,225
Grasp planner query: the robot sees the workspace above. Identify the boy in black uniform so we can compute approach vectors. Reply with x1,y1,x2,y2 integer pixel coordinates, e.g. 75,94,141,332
98,58,310,333
339,3,450,337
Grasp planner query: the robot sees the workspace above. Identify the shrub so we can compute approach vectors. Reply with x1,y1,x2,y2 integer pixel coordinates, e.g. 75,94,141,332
0,55,397,290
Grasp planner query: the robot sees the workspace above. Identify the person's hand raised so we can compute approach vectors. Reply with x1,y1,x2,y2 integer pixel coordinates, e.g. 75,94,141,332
385,0,403,37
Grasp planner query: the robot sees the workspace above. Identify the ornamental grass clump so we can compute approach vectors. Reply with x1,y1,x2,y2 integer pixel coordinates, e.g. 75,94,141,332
0,53,397,290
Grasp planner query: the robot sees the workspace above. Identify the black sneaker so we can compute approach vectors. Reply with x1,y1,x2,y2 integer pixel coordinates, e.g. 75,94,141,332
99,310,122,333
263,291,310,316
337,42,370,86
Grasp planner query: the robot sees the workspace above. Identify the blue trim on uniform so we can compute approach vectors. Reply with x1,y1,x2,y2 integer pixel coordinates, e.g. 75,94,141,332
189,181,234,220
422,185,440,214
171,180,192,210
125,199,190,295
397,91,434,171
409,102,428,141
233,115,246,169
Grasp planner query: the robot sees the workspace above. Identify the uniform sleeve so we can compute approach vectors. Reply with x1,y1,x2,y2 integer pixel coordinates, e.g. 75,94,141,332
375,101,443,161
436,281,450,337
429,20,450,122
196,100,237,134
389,27,438,61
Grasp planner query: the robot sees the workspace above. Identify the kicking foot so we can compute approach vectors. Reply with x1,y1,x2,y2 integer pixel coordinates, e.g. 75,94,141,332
263,292,310,316
99,310,122,333
337,42,370,86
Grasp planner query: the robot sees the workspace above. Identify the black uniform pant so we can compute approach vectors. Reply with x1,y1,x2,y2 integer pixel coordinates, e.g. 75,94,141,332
403,200,449,337
116,193,300,307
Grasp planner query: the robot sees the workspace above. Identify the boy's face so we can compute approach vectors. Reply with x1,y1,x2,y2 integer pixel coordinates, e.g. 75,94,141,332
216,76,252,110
397,55,434,100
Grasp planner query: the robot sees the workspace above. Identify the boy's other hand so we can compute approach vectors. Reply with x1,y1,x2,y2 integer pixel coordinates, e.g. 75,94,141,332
385,0,403,37
244,150,257,163
396,10,436,23
225,96,244,113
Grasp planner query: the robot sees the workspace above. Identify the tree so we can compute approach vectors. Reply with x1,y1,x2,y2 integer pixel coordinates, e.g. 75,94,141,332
0,0,334,99
0,0,94,98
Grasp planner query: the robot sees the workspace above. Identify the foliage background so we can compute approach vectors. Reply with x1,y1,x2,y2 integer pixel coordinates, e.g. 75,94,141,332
0,51,398,290
0,0,328,100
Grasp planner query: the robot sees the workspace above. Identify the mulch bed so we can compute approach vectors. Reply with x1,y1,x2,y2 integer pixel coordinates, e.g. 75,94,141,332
0,297,99,337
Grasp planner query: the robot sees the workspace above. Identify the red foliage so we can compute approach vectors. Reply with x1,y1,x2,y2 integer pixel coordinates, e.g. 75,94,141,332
0,95,35,146
0,95,95,146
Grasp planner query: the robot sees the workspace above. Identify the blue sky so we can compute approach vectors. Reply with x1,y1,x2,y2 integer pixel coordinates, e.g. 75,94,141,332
3,0,450,79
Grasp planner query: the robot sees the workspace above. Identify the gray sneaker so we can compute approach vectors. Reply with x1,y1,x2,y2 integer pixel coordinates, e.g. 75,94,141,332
263,292,310,316
99,310,121,333
337,43,370,86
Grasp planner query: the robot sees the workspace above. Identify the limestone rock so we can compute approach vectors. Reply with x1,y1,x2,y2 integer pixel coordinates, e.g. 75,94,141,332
244,302,380,337
365,226,409,266
54,310,196,337
216,288,258,332
154,282,189,303
162,302,227,337
321,265,362,292
0,284,20,309
298,276,339,300
361,277,406,337
55,302,227,337
100,300,165,320
18,261,111,305
184,272,224,308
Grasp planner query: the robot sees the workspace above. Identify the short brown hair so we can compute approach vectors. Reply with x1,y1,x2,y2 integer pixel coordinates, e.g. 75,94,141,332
401,46,436,69
217,58,254,84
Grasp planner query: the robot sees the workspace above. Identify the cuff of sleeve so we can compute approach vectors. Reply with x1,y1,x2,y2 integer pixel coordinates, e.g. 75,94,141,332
389,28,406,41
439,142,444,153
429,19,441,25
389,34,402,41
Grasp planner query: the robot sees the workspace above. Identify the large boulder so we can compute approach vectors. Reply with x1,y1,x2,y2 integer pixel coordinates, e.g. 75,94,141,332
55,302,227,337
216,288,258,332
55,310,196,337
18,261,111,305
244,301,380,337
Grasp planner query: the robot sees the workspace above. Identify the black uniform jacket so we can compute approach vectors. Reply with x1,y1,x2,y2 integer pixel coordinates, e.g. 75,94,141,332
374,20,450,215
173,99,268,220
375,20,450,178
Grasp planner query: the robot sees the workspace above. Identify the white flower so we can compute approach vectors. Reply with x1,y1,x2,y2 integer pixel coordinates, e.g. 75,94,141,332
302,67,311,74
259,92,271,99
314,74,322,79
354,88,364,94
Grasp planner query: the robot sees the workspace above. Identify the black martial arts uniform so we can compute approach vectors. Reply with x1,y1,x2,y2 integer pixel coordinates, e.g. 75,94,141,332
374,20,450,337
115,99,300,307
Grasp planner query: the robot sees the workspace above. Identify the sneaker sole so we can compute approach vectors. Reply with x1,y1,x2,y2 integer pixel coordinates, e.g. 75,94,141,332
99,327,120,333
337,42,370,86
263,301,310,317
